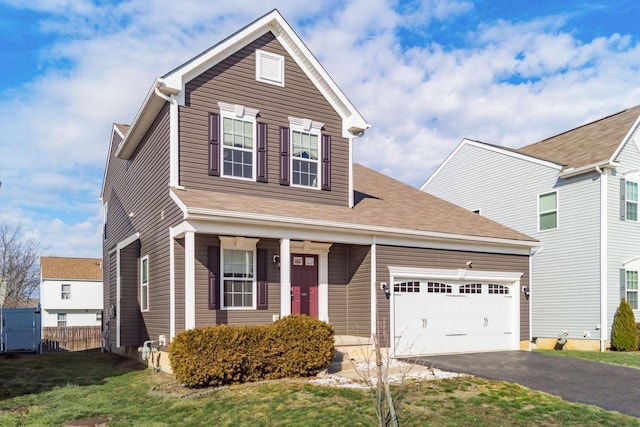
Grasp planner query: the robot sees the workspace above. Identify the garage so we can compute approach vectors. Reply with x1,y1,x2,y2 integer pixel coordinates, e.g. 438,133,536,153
389,267,523,357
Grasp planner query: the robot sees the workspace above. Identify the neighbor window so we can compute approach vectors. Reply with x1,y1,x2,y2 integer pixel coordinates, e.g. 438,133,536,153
220,236,258,309
57,313,67,327
626,180,638,221
219,102,259,180
539,191,558,231
61,284,71,300
140,255,149,312
626,270,638,310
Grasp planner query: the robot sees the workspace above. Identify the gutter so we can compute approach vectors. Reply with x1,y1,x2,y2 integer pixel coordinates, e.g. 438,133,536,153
595,165,608,352
559,161,618,178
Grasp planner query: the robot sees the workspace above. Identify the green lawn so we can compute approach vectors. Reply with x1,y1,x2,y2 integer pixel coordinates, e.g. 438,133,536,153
535,349,640,369
0,351,639,426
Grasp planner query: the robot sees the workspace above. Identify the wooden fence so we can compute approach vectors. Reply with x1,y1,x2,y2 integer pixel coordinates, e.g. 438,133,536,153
42,326,102,352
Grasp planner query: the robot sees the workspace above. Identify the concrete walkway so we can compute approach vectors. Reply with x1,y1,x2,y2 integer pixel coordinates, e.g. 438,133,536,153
411,351,640,418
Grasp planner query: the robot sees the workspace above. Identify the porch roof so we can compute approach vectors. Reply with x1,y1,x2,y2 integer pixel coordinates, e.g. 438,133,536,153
172,164,536,245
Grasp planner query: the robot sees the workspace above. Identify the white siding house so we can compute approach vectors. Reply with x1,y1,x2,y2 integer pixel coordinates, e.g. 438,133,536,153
40,257,103,327
423,105,640,351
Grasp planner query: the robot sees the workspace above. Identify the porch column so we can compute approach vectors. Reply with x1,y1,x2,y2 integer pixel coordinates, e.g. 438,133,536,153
280,238,291,318
185,231,195,330
318,249,330,323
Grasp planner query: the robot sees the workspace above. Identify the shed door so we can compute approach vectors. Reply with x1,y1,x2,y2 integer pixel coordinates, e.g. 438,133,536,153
1,307,41,352
393,280,516,357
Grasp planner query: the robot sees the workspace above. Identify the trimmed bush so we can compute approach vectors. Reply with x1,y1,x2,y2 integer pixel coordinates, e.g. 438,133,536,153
169,315,334,387
611,299,638,352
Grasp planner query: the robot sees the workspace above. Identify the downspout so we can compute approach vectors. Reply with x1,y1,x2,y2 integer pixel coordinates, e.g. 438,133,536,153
596,165,607,352
529,245,543,348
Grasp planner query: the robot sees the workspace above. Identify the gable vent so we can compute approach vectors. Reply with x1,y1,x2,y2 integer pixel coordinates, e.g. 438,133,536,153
256,49,284,87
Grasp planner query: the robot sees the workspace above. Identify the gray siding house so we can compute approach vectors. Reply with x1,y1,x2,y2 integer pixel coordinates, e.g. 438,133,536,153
100,10,537,370
423,105,640,351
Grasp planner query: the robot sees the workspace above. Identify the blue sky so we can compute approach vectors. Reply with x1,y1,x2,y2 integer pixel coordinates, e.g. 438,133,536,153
1,0,640,259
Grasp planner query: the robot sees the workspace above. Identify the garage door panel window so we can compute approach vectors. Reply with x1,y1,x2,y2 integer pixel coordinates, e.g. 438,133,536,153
460,283,482,294
427,282,452,293
488,284,510,294
394,281,420,293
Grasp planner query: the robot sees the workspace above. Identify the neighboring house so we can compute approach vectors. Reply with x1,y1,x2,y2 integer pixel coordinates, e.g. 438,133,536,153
40,257,103,327
423,105,640,351
100,9,537,369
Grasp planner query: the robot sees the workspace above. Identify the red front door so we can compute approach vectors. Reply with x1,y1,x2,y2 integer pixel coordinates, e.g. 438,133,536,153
291,254,319,318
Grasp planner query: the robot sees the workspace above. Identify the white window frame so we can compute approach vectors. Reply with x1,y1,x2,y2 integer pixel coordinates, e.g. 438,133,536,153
218,102,259,182
57,313,67,327
219,236,258,310
288,117,323,190
141,255,149,312
102,201,108,240
626,179,638,222
538,191,558,231
61,283,71,300
626,270,638,310
623,257,640,311
255,49,285,87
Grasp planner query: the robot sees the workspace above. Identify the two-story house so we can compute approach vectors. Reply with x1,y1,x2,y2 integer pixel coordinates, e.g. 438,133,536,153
423,105,640,351
40,256,103,327
100,9,538,370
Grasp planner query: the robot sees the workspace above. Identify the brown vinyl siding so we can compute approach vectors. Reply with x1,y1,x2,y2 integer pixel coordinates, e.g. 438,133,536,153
102,103,183,348
375,245,530,347
120,241,141,346
179,32,349,207
174,238,185,334
193,236,281,328
346,245,372,337
105,251,117,349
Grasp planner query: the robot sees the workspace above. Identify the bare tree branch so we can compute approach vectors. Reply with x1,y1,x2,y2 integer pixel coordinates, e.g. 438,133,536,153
0,221,41,308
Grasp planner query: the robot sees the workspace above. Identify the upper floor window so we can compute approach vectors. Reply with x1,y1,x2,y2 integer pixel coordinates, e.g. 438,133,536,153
219,236,258,310
288,117,324,189
61,284,71,300
626,180,638,221
57,313,67,327
141,255,149,312
539,191,558,231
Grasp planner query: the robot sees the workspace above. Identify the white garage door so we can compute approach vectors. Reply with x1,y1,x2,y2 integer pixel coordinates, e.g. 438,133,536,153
392,279,518,357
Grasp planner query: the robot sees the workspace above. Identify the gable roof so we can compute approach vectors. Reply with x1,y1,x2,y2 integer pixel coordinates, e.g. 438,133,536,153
171,163,537,248
114,9,369,160
41,257,103,281
516,104,640,174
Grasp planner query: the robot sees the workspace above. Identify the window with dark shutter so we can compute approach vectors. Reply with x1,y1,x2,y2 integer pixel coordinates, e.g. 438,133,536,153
280,126,290,185
257,249,268,310
208,246,220,310
208,113,220,176
321,134,331,191
257,122,268,183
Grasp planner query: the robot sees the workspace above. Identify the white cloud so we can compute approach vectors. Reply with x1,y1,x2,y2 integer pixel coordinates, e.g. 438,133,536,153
1,0,640,258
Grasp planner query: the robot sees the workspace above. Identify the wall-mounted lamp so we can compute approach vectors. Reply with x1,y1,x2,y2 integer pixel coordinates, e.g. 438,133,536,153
522,286,530,299
466,261,473,268
273,255,280,266
380,282,390,299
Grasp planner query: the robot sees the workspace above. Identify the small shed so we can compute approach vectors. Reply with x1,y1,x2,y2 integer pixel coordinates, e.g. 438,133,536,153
0,305,42,353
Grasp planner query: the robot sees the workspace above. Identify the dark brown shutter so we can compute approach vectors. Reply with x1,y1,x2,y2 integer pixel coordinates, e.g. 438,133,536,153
257,122,268,183
321,134,331,191
208,246,220,310
257,249,268,310
208,113,220,176
280,126,290,185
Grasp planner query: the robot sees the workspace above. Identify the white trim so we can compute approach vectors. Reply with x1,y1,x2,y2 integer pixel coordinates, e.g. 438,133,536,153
600,169,608,351
169,98,181,188
280,238,292,318
610,113,640,163
169,229,176,341
140,255,149,312
185,231,195,329
559,160,618,178
255,49,284,87
290,240,331,322
370,239,377,338
219,236,259,310
421,139,562,190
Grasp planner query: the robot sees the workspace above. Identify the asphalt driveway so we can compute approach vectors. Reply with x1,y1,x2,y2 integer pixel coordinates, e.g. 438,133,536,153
411,351,640,418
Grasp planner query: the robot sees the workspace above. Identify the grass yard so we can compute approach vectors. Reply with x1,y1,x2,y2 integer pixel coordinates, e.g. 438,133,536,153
1,351,639,426
535,349,640,369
